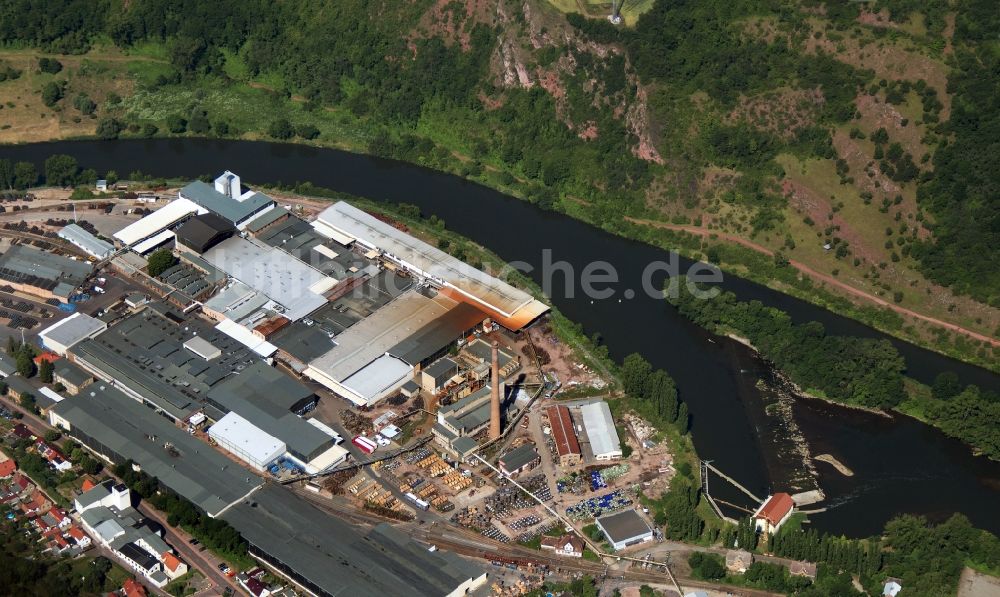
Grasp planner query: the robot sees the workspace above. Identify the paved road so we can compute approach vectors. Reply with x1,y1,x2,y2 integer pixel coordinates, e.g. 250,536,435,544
135,501,238,594
0,394,234,595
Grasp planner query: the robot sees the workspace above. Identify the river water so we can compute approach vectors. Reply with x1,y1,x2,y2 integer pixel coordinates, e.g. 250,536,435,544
2,138,998,537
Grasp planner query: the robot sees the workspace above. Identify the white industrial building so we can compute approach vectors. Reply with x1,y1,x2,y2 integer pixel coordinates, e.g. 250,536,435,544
113,197,204,247
38,312,108,356
581,401,622,461
208,412,286,471
314,201,548,331
200,236,333,322
58,224,114,259
304,290,471,406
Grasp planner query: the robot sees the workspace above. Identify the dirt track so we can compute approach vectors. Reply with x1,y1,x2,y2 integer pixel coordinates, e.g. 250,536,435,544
626,217,1000,348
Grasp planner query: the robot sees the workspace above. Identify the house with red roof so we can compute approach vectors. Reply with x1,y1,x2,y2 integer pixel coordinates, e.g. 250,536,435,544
0,455,16,478
752,492,795,534
68,526,92,548
122,578,147,597
81,478,96,492
161,552,188,580
48,507,71,529
33,352,60,365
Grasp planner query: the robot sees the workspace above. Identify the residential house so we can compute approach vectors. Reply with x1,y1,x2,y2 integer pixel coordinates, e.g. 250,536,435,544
884,580,902,596
540,534,584,558
0,453,16,478
122,577,148,597
162,552,188,580
67,526,92,549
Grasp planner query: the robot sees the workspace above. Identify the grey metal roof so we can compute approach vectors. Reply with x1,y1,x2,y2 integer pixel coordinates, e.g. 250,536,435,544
71,309,260,421
179,181,275,225
270,322,335,363
76,484,112,510
206,362,329,461
53,358,91,387
463,338,516,368
596,509,651,544
40,312,106,350
173,212,234,253
222,485,484,597
423,358,458,381
245,207,290,233
51,383,263,516
451,436,478,455
0,244,92,292
500,444,538,472
5,375,35,396
0,352,15,377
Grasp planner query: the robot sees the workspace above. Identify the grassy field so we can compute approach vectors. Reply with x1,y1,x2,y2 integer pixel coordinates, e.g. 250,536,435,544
0,47,139,142
544,0,655,27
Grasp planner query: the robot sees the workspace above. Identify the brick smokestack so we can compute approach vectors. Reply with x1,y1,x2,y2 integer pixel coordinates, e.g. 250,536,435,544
489,340,501,440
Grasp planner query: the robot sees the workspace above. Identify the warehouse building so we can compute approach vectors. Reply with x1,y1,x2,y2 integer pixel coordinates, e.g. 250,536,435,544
304,289,484,406
201,236,333,321
0,244,93,299
178,175,276,229
208,412,286,471
113,198,204,248
421,357,459,393
222,485,487,597
499,443,540,477
38,312,108,356
48,384,264,517
595,509,653,551
581,401,622,461
200,280,268,324
70,307,259,422
315,201,548,331
546,405,582,467
173,212,235,254
205,362,346,473
433,383,517,458
52,358,93,395
58,224,114,259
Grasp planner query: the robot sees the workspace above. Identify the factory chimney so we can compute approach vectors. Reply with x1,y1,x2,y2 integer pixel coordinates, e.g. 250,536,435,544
489,341,501,440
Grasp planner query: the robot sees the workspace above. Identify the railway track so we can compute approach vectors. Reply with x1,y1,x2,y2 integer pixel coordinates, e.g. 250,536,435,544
289,490,782,597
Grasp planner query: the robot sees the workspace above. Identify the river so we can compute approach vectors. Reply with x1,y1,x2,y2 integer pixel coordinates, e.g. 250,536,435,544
2,138,998,537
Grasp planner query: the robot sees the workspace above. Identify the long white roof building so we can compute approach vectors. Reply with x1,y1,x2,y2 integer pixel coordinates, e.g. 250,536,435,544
314,201,547,330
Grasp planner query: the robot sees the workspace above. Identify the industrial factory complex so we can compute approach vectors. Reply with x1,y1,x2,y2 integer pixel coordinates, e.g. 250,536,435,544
0,168,831,596
21,171,555,596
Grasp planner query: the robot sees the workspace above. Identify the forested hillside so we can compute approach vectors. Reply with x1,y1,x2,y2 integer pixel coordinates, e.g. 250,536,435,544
0,0,996,366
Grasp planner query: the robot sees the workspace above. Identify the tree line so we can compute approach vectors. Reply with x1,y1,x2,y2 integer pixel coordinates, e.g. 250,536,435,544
113,461,249,563
667,282,907,409
772,513,1000,596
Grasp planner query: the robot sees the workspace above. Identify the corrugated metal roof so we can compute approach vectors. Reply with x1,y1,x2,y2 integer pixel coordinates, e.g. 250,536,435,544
113,198,204,246
58,224,114,258
179,181,274,225
316,201,541,319
208,411,285,466
580,401,621,458
52,384,263,516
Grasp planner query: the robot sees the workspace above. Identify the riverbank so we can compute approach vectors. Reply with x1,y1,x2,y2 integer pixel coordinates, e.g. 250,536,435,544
3,128,996,372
